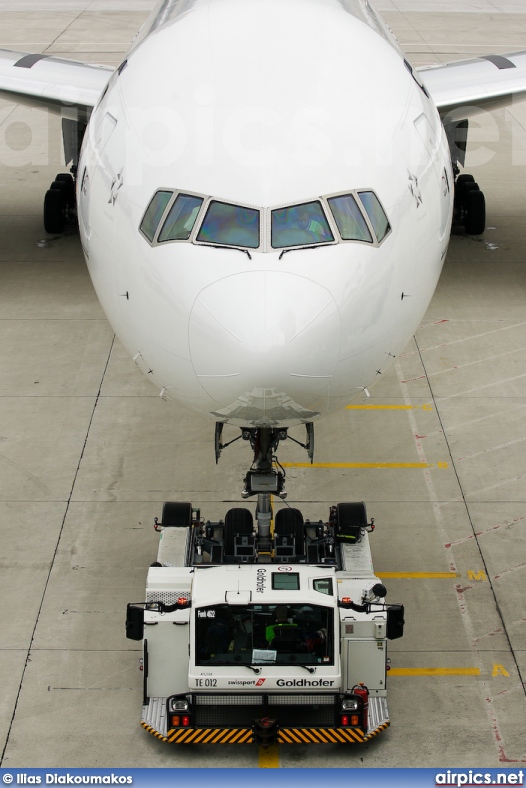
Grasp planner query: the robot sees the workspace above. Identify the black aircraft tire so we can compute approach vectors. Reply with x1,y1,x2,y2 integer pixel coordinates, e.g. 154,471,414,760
456,174,474,187
463,181,480,193
50,180,72,204
455,174,475,201
54,174,75,202
44,189,65,233
465,189,486,235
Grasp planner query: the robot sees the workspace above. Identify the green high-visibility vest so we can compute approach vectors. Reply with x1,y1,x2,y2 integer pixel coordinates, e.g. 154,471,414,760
265,622,298,644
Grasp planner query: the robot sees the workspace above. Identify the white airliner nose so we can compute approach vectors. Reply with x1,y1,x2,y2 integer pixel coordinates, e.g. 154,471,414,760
189,271,341,420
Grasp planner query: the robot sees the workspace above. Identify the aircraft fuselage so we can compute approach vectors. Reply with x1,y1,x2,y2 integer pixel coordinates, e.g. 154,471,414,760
77,0,453,428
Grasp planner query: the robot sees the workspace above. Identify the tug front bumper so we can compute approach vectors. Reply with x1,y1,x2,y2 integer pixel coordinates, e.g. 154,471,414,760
141,695,389,744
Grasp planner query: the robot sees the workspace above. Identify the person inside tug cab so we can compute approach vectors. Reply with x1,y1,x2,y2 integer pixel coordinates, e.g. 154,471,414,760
265,605,303,651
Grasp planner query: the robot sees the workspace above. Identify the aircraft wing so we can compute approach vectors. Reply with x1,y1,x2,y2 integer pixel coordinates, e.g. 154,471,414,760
418,50,526,119
2,44,525,123
0,49,114,120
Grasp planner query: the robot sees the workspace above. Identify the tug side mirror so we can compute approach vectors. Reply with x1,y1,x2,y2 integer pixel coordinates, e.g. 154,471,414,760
126,604,145,641
387,604,405,640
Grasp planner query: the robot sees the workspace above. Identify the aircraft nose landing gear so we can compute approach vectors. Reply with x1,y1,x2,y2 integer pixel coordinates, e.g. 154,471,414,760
239,427,287,505
215,423,314,552
215,422,314,500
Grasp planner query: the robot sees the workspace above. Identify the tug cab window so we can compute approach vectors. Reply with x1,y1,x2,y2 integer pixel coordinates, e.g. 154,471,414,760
139,190,172,242
327,194,372,242
196,200,260,248
271,201,334,248
195,603,334,666
358,191,390,242
272,572,300,590
158,193,203,242
313,578,333,595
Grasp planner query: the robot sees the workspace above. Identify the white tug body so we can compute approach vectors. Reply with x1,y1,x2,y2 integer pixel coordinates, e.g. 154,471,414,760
127,500,404,745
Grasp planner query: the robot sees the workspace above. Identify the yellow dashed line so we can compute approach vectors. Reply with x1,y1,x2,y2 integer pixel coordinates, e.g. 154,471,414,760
377,572,460,579
259,744,280,767
281,462,434,469
346,405,427,410
389,668,480,676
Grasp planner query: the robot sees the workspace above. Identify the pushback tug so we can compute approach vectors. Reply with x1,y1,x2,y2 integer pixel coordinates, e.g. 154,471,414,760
126,427,404,746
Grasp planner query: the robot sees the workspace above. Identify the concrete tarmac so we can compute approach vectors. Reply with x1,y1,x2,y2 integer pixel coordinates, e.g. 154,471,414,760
0,0,525,770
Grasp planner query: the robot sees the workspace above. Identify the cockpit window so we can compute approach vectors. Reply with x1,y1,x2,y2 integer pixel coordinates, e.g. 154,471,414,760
140,190,172,242
358,191,390,242
196,200,260,248
271,201,334,249
140,188,391,250
327,194,373,243
158,193,203,242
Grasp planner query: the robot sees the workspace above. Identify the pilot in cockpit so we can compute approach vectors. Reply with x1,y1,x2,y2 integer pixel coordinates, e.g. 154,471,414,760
296,208,327,238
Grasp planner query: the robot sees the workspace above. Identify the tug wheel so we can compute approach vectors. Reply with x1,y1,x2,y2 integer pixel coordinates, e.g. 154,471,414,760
161,501,193,527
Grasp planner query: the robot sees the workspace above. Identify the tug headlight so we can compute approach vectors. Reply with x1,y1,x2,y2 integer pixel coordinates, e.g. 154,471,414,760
341,698,359,711
169,697,189,712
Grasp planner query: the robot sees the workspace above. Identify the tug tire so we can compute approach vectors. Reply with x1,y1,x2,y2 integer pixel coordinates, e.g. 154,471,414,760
161,501,193,527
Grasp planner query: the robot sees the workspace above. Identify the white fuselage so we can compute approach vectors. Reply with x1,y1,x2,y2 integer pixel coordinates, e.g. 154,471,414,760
77,0,453,428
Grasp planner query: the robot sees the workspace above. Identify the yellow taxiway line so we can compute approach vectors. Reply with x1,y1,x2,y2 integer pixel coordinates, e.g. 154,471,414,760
377,571,460,579
346,404,430,410
389,668,480,676
256,666,479,766
280,462,435,469
258,743,280,767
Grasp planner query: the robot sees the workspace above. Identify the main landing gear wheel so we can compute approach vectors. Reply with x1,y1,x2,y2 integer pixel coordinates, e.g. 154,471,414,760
454,172,486,235
43,172,76,234
43,188,65,233
465,188,486,235
456,173,475,193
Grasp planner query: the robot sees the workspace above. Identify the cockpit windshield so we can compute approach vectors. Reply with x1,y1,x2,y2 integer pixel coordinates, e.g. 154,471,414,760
140,189,390,250
196,200,260,249
195,603,334,667
358,191,391,242
158,193,203,242
139,190,172,242
327,194,373,242
271,201,334,249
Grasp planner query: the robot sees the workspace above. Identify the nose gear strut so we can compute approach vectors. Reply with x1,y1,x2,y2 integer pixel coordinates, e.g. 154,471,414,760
214,423,314,493
214,423,314,552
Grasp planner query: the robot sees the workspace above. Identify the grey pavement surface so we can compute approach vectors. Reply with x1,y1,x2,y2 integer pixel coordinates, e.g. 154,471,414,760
0,0,525,770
